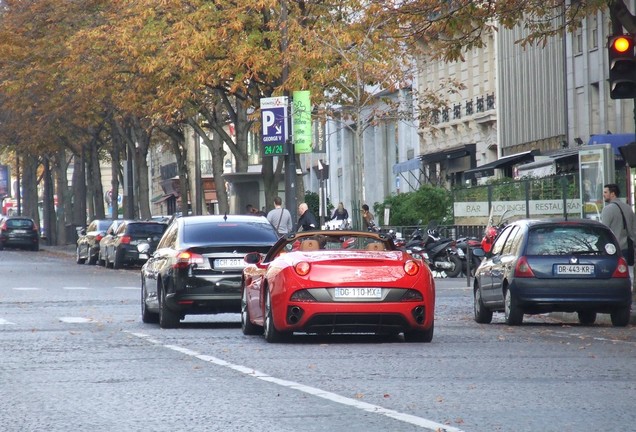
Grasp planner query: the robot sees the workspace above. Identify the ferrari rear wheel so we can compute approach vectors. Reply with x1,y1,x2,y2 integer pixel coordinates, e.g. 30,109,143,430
404,322,434,343
241,286,263,335
264,290,289,343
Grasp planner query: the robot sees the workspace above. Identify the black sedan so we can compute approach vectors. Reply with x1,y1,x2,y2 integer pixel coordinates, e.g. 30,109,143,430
473,218,632,326
76,219,112,264
0,216,40,251
102,220,167,269
140,215,279,328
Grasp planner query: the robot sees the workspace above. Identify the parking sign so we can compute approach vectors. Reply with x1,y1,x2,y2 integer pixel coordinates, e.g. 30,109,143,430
260,96,288,156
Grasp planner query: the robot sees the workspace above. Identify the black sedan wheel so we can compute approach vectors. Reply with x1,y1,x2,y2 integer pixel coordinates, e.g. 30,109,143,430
241,286,263,335
264,290,288,343
504,289,523,325
577,311,597,325
404,322,434,343
141,278,159,324
159,281,180,329
474,286,493,324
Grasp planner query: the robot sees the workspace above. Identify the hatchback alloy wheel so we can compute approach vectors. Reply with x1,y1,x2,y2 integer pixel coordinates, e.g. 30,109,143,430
474,286,493,324
504,289,523,325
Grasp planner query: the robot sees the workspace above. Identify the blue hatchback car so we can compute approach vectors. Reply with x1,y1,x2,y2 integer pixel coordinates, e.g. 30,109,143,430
473,218,632,326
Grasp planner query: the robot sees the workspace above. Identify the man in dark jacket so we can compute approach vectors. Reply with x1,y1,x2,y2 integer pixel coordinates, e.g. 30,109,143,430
296,202,318,232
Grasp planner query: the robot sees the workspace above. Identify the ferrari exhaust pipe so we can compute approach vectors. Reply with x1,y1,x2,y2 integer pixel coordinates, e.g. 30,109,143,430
412,306,425,324
287,306,303,324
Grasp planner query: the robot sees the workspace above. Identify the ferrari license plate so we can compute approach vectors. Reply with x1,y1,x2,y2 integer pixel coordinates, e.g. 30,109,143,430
555,264,594,275
334,288,382,299
215,258,245,269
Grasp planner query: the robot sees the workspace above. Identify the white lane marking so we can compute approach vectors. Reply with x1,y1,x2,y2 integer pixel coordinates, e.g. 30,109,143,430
63,287,90,290
59,317,95,323
126,331,465,432
13,287,39,291
550,330,636,345
114,286,139,290
0,318,16,325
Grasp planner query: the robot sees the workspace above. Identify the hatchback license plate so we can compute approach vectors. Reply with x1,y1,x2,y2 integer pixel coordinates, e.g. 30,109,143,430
334,288,382,299
215,258,245,269
555,264,594,275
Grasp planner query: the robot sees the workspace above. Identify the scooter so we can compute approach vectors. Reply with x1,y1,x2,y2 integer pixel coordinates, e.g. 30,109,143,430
456,236,483,276
413,226,463,278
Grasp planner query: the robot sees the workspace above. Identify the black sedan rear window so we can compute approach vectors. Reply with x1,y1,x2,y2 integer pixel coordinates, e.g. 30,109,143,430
526,225,616,255
6,219,34,229
183,221,278,244
128,223,166,238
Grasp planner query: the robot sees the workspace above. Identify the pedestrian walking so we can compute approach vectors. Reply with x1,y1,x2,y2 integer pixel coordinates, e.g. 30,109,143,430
266,196,293,237
296,202,318,232
601,183,636,271
361,204,374,231
331,202,349,221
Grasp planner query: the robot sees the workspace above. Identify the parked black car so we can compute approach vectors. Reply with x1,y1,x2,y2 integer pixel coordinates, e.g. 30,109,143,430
140,215,279,328
0,216,40,251
102,220,168,269
76,219,112,264
473,218,632,327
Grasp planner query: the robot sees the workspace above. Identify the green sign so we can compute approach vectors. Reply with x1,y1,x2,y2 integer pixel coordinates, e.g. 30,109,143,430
293,90,312,154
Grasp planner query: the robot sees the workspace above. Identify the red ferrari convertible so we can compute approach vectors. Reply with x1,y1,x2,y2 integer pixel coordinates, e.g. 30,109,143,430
241,231,436,343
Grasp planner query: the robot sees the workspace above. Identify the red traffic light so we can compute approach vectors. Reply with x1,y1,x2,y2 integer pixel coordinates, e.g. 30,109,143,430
611,36,633,53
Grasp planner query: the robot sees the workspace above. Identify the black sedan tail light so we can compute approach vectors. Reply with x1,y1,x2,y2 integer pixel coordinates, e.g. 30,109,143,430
173,250,205,270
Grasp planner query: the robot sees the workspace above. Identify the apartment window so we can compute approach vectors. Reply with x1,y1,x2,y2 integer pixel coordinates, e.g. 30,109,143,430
442,109,449,122
476,97,484,113
486,94,495,110
573,25,583,55
453,104,461,119
465,100,473,115
589,15,598,50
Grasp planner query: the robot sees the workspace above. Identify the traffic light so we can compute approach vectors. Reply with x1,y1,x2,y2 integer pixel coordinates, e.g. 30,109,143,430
608,34,636,99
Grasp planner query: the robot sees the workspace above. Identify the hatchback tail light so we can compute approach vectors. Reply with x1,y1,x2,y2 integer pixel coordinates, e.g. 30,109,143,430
95,234,103,242
173,250,205,270
120,235,131,244
612,257,629,278
0,221,6,231
514,256,535,278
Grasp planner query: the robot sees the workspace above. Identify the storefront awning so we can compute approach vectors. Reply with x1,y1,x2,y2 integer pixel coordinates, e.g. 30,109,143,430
588,133,634,157
392,157,422,175
464,150,538,180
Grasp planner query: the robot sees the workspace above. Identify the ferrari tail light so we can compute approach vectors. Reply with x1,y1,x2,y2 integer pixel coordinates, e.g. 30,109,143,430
120,235,131,244
612,257,629,278
290,289,316,302
514,256,535,278
400,289,423,301
294,261,311,276
173,250,205,270
404,260,420,276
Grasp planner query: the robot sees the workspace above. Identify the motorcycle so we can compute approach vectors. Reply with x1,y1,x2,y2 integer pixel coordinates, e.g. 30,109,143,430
411,225,463,278
455,236,483,276
481,209,512,253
